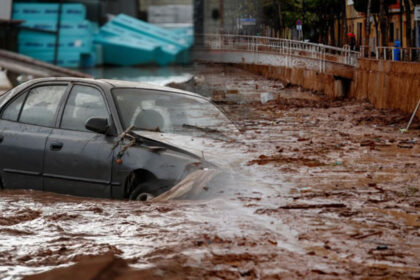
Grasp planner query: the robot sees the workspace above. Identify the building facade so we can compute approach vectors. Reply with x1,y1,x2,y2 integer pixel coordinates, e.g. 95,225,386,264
194,0,263,35
345,0,418,48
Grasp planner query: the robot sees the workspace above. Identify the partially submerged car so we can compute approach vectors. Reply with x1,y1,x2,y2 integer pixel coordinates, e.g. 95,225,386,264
0,78,235,200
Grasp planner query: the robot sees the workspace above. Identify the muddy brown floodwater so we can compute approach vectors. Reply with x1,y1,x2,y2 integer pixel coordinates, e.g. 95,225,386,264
1,65,419,279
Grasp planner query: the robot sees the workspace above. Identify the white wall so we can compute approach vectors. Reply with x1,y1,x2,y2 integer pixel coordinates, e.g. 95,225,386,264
0,0,12,20
139,0,192,12
148,5,193,24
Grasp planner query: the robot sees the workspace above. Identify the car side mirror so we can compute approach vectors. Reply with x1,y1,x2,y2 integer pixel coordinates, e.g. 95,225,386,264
85,117,109,134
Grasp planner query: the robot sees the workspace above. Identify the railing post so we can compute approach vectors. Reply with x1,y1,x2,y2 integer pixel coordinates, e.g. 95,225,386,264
198,34,365,69
319,47,323,72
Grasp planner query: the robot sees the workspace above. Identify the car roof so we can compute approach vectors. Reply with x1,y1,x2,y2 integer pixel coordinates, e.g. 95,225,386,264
18,77,205,99
99,79,204,99
0,77,211,110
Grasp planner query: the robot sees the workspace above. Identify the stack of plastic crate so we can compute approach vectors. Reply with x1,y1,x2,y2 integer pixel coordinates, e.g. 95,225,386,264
94,14,193,66
12,3,94,68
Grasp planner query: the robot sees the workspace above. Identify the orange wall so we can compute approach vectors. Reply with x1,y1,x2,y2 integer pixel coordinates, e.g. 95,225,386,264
351,59,420,118
345,2,415,48
236,59,420,119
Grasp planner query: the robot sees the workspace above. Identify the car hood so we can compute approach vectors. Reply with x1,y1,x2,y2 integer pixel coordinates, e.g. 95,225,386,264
133,130,244,168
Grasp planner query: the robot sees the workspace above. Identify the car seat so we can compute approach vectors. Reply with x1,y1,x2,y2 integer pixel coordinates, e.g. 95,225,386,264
134,109,165,131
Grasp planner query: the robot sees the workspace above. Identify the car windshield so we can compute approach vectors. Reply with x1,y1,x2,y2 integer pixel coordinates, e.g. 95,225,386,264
112,88,235,136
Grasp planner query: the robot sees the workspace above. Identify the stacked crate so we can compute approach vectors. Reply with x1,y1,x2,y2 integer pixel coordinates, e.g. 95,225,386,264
95,14,193,66
12,3,94,68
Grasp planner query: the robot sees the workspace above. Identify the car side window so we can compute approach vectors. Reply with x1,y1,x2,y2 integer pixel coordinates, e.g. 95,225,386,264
1,92,27,122
61,85,108,132
19,85,67,127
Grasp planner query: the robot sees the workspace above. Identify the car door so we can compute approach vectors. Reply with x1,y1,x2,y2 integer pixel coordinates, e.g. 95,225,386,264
0,84,68,190
43,84,115,198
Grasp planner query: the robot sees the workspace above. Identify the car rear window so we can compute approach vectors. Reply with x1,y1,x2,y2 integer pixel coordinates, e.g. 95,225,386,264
19,85,67,127
1,92,27,122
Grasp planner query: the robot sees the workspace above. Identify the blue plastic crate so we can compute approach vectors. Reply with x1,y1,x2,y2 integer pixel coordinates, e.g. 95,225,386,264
19,31,92,53
94,33,159,66
19,20,93,36
112,14,191,49
170,27,194,46
98,22,180,65
13,3,86,22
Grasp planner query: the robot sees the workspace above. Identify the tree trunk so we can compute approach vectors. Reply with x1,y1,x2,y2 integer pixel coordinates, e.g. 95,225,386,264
364,0,372,56
277,1,283,37
341,16,346,46
403,0,412,47
379,0,388,46
344,12,348,46
338,15,342,46
374,15,380,46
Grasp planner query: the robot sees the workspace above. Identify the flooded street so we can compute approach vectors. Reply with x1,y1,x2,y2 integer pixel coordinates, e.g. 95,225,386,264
1,65,419,279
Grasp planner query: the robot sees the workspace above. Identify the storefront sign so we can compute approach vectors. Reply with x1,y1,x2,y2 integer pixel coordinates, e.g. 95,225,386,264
415,6,420,21
296,19,302,31
389,1,401,13
240,18,256,26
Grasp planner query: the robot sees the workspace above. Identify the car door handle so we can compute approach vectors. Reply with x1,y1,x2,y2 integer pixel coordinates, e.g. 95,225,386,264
0,135,3,143
50,142,63,151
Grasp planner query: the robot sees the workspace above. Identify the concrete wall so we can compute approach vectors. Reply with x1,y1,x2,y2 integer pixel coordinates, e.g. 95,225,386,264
240,59,420,118
193,50,353,98
203,0,221,34
351,59,420,118
139,0,192,11
237,64,338,98
194,50,420,118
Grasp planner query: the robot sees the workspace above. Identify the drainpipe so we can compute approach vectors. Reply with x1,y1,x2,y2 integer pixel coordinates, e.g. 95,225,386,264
219,0,224,33
302,0,305,40
416,5,420,48
194,0,204,45
418,20,420,49
400,1,403,45
365,0,372,57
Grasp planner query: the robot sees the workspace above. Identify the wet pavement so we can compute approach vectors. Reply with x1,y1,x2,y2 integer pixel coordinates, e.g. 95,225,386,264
1,65,419,279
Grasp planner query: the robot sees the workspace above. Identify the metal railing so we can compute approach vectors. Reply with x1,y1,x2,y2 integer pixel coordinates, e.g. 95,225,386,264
360,46,420,62
194,34,360,70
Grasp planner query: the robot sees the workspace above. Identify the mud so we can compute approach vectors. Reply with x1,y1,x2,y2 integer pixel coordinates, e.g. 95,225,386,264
1,64,419,279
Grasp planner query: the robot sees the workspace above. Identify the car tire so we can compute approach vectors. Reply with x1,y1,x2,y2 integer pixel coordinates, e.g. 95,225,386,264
129,181,164,201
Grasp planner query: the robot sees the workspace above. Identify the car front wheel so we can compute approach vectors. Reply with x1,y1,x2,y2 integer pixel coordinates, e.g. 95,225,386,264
129,181,170,201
